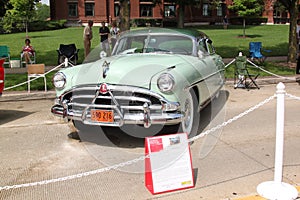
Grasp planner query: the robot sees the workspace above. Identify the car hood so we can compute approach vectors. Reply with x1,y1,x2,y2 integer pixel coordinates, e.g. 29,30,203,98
71,54,190,88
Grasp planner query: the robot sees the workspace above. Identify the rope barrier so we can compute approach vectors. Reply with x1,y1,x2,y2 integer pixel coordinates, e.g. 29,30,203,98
224,58,236,69
224,56,296,82
246,59,296,81
1,86,299,191
3,59,73,91
0,93,277,191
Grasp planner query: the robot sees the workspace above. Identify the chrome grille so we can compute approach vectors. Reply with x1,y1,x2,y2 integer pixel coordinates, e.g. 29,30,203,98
61,84,165,122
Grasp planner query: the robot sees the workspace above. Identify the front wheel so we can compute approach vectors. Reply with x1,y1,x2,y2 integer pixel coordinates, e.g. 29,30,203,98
178,90,200,138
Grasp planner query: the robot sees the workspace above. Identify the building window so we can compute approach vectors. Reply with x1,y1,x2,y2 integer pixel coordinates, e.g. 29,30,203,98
140,4,152,17
85,3,94,16
114,3,120,17
68,3,78,17
164,5,175,17
217,5,222,17
203,4,211,16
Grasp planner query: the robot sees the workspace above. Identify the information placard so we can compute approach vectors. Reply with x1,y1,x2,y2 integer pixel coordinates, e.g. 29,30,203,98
145,133,194,194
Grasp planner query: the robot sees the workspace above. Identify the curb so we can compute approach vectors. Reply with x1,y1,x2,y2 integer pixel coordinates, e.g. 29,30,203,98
0,90,56,102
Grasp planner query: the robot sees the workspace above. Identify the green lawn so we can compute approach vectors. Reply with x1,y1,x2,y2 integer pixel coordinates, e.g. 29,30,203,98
0,24,290,66
199,25,289,58
0,24,295,91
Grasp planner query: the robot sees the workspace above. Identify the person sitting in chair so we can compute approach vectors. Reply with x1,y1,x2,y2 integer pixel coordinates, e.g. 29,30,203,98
21,39,35,64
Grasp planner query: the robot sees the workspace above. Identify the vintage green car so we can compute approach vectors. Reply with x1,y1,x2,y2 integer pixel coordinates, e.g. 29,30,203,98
51,28,225,137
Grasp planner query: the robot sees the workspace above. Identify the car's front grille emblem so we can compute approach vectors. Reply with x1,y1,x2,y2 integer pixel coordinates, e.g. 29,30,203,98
99,83,108,94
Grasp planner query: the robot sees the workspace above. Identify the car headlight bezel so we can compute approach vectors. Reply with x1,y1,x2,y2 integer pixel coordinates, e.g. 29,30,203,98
52,72,66,89
157,73,175,93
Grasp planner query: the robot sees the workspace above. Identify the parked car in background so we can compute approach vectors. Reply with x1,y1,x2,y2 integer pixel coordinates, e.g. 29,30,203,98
51,28,225,137
0,59,4,96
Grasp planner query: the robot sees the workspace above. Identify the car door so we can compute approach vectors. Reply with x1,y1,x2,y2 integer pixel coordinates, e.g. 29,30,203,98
195,38,223,106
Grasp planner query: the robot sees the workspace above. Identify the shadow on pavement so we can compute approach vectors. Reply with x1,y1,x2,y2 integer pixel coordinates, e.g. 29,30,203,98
0,110,33,126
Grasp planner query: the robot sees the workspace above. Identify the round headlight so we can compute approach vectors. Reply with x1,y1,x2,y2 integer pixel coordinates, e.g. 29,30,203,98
53,72,66,89
157,73,175,92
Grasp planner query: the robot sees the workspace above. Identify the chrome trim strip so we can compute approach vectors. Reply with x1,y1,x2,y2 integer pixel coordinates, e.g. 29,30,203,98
186,69,225,90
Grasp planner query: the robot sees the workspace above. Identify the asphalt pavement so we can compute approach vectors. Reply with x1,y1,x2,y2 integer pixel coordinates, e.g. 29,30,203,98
0,56,300,200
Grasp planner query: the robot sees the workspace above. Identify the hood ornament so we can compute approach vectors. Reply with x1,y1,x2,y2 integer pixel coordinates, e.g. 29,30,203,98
102,60,110,78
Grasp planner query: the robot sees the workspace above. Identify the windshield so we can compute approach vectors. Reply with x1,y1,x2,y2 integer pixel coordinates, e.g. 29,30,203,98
113,34,194,56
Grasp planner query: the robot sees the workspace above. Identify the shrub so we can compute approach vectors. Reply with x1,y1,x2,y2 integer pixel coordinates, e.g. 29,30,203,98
29,20,66,31
162,19,177,27
131,18,162,27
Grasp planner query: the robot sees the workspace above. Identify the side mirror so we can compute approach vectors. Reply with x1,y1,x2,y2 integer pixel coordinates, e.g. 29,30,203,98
206,39,213,44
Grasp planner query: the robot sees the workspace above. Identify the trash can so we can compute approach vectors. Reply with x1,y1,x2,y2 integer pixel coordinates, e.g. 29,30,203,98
10,58,21,68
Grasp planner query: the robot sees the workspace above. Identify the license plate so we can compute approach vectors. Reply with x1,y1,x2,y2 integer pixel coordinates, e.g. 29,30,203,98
90,109,114,123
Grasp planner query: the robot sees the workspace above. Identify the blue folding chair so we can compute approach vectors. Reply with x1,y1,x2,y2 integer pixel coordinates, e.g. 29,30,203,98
249,42,271,63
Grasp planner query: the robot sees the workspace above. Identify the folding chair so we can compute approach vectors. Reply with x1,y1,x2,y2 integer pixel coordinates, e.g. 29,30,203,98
234,55,260,90
21,50,36,67
249,42,271,63
0,45,10,67
27,64,47,93
57,44,79,65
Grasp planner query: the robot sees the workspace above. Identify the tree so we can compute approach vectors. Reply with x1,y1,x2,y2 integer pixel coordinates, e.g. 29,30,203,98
228,0,264,37
119,0,130,31
35,2,50,21
277,0,298,65
2,0,39,34
0,0,12,18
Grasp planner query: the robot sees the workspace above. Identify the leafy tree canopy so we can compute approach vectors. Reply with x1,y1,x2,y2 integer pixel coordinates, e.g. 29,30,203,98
1,0,46,33
0,0,12,17
229,0,264,17
35,2,50,21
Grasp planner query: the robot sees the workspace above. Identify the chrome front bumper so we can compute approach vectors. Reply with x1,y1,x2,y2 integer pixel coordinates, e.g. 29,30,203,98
51,103,183,128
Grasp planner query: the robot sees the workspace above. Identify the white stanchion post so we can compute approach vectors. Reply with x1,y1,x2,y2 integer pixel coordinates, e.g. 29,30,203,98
64,58,68,67
257,82,298,200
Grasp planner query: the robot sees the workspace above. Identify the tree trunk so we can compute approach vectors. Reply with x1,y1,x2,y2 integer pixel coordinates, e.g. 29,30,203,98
287,0,298,65
177,3,185,28
243,18,246,37
119,0,130,31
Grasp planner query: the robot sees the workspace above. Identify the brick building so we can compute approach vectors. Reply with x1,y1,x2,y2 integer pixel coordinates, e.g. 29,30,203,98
49,0,285,26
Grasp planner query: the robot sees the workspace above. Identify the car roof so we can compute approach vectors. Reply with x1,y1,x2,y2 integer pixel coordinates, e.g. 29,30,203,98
120,28,208,39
